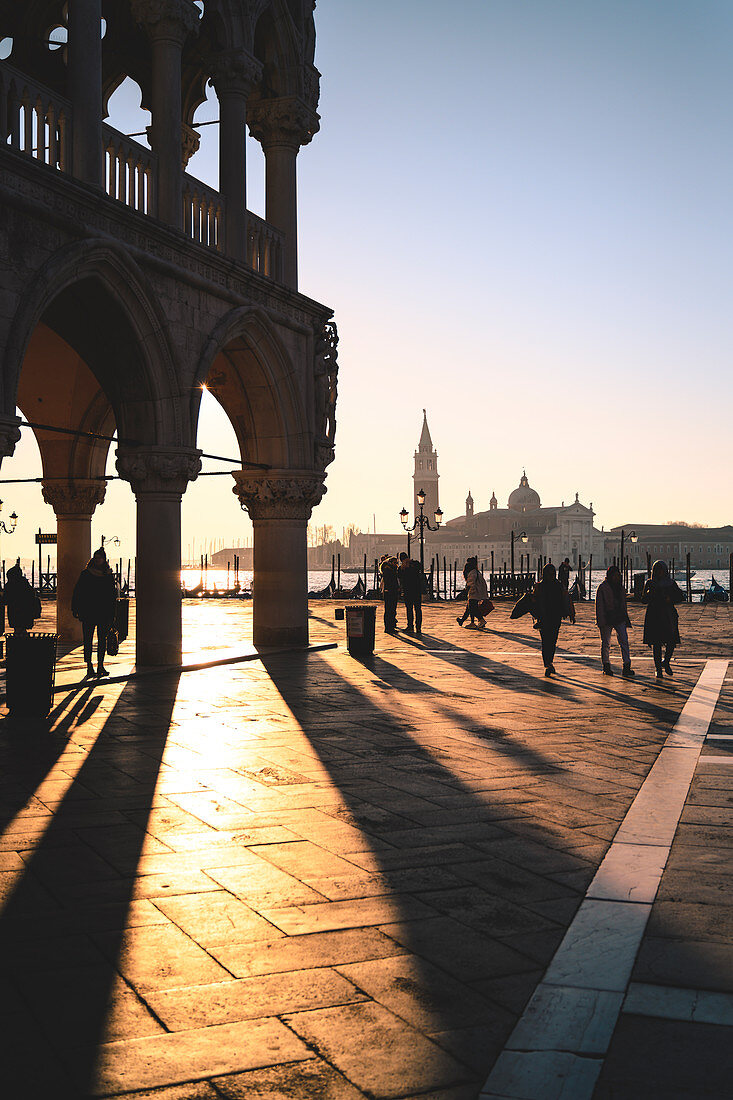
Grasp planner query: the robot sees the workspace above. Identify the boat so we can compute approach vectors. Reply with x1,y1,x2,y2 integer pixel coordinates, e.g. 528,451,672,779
702,578,728,604
673,570,695,581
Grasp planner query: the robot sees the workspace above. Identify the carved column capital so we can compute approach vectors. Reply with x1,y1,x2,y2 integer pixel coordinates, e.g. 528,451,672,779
248,96,320,151
41,479,107,516
116,447,202,496
181,122,200,167
0,414,22,459
313,319,338,471
209,49,263,97
233,469,326,521
131,0,200,42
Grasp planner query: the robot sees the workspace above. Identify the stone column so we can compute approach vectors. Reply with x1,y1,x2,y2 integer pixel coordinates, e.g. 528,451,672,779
41,479,106,643
210,51,262,262
117,447,201,666
234,470,325,647
131,0,199,228
248,98,319,290
68,0,103,186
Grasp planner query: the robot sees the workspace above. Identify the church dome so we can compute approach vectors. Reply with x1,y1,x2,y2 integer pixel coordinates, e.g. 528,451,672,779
508,472,541,513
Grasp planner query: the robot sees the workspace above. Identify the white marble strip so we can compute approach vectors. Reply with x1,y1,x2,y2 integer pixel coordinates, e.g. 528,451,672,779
480,658,728,1100
623,982,733,1026
706,733,733,740
697,755,733,763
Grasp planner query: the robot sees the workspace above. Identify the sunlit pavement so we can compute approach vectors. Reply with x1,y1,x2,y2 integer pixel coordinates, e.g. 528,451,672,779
0,599,731,1098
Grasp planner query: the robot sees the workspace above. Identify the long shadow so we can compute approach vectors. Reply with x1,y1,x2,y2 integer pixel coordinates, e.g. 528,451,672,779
259,649,622,1091
0,672,179,1098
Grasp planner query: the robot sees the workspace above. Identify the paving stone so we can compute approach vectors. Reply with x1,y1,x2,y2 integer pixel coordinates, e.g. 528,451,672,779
94,923,230,993
378,916,538,982
632,936,733,993
211,927,408,978
212,1058,368,1099
283,1001,472,1098
261,894,437,935
153,891,283,947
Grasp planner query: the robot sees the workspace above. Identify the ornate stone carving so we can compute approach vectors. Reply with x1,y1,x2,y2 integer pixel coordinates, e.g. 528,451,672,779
181,123,200,167
302,64,321,113
233,470,326,521
0,415,22,459
314,319,338,470
209,50,263,96
41,479,107,515
131,0,200,38
116,447,202,495
248,96,320,150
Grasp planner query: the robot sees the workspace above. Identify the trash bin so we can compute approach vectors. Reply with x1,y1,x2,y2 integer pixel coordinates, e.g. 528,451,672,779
345,605,376,657
115,597,129,643
5,632,58,719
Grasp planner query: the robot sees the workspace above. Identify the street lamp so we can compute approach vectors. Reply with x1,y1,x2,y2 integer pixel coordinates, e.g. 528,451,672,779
619,529,637,588
0,500,19,535
510,530,528,576
400,489,443,571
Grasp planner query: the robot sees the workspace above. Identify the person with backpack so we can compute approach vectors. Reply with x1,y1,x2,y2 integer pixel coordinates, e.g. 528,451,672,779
533,561,575,676
4,562,41,634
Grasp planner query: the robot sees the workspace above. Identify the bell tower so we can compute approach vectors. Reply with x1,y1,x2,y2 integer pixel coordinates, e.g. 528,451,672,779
413,409,439,519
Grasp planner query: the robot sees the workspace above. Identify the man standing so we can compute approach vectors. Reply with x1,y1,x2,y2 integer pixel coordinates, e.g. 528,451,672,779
558,558,571,589
379,556,400,634
399,552,423,635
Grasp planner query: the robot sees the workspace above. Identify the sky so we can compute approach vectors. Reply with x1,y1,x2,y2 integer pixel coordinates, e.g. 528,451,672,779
5,0,733,566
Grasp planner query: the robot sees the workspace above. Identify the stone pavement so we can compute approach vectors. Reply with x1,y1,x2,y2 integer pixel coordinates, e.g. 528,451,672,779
0,598,731,1098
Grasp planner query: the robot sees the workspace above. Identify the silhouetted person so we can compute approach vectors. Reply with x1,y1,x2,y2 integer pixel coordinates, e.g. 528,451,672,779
596,564,634,678
456,556,488,629
4,562,41,634
533,562,575,676
379,555,399,634
399,552,423,634
642,560,684,679
558,558,571,589
72,548,118,678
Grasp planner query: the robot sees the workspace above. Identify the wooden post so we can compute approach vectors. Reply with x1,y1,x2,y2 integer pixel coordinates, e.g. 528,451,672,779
337,552,341,593
729,552,733,602
686,552,692,602
647,551,652,577
363,553,367,590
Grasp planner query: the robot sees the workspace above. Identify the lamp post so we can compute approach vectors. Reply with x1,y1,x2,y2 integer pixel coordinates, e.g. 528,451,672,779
0,499,19,579
619,529,637,588
400,488,443,572
510,529,528,576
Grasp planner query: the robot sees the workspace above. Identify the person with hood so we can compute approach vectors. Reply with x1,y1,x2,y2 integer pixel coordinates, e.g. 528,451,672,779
398,552,423,634
72,547,118,678
641,560,684,679
456,556,489,629
533,561,575,676
379,555,400,634
596,564,634,678
4,562,41,634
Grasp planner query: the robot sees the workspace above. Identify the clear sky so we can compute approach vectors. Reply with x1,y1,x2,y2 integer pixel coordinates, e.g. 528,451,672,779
5,0,733,566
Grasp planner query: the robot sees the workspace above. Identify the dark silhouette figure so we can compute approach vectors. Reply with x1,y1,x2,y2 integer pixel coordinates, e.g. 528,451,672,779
642,559,684,679
72,548,118,678
457,556,488,629
558,557,571,589
596,564,634,678
379,555,399,634
4,562,41,634
533,561,575,676
398,552,423,634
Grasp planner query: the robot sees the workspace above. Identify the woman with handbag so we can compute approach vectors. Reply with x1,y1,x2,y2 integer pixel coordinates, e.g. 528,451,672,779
72,548,119,678
641,560,684,679
533,562,575,676
456,556,489,629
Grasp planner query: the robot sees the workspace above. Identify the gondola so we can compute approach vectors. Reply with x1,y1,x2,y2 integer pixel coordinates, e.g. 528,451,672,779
702,578,728,604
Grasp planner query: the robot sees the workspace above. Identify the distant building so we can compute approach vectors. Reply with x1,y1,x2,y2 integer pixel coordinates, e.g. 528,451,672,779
608,525,733,571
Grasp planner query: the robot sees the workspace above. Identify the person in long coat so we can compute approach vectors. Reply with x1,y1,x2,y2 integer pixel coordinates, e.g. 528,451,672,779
379,556,400,634
4,562,41,634
533,562,575,676
596,564,634,678
641,560,684,678
398,552,423,634
456,556,489,629
72,548,118,678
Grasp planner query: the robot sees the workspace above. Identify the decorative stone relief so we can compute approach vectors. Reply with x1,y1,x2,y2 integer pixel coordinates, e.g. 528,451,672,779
233,470,326,520
248,96,320,150
41,479,107,516
0,415,22,459
116,447,202,495
209,50,263,96
314,319,338,470
181,123,200,168
130,0,200,38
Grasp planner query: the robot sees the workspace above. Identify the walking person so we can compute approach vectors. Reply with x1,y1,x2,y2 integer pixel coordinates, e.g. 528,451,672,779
642,560,684,679
456,556,488,629
379,555,400,635
398,552,423,634
4,562,41,635
596,564,634,678
558,557,571,590
533,562,575,676
72,547,118,678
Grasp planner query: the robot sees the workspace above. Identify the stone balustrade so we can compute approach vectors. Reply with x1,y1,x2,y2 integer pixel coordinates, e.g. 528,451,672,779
102,122,157,215
247,210,284,281
0,61,71,172
182,171,224,251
